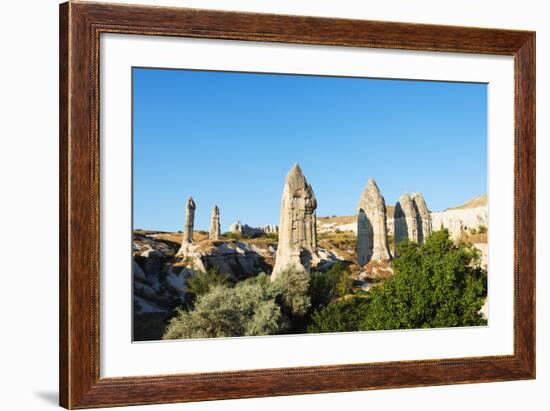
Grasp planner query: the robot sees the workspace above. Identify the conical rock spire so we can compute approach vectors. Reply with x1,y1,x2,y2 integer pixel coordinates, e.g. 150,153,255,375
394,193,419,254
357,178,392,265
209,205,221,241
271,163,318,281
411,192,432,244
177,196,196,256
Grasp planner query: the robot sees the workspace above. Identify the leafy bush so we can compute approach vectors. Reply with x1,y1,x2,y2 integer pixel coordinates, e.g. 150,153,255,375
361,230,487,330
163,274,287,339
309,262,353,309
308,230,486,334
185,268,232,308
273,266,311,317
307,297,369,333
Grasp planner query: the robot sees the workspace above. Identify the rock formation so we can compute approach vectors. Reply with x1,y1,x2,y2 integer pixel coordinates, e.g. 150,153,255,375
356,178,392,265
271,163,318,281
394,193,419,251
229,221,278,237
411,192,432,243
431,206,487,241
176,196,196,256
229,220,243,235
209,205,221,241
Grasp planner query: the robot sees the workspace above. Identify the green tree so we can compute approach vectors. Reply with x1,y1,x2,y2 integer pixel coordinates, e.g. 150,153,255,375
163,274,287,339
307,297,369,333
309,262,353,309
361,230,487,330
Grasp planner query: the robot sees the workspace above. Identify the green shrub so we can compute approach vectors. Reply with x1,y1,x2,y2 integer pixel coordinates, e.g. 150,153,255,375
360,230,487,330
163,274,287,339
309,262,353,309
185,268,231,308
307,297,369,333
273,266,311,317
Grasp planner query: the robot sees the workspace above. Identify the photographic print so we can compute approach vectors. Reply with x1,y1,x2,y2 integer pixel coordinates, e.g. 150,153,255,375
132,68,488,342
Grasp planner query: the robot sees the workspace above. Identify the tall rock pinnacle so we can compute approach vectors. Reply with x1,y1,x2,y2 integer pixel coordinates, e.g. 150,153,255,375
394,193,420,254
356,178,392,265
411,192,432,244
209,205,221,241
177,196,196,256
271,163,318,281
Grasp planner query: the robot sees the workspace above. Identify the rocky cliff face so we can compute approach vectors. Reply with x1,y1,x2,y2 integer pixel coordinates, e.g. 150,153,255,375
133,230,277,340
431,206,488,240
133,231,190,314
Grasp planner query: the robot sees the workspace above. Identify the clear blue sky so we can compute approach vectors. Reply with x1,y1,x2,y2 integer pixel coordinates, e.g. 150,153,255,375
133,67,487,232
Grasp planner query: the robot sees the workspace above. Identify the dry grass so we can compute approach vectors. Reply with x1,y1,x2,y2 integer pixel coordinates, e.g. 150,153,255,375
318,206,395,223
445,195,487,211
460,232,488,244
318,230,357,262
317,215,355,224
362,260,394,279
137,230,209,245
243,237,277,249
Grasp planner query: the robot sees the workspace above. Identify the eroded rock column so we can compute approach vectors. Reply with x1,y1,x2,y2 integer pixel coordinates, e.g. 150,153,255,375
177,196,196,256
209,205,221,241
394,193,420,253
271,163,318,281
356,178,392,265
411,192,432,244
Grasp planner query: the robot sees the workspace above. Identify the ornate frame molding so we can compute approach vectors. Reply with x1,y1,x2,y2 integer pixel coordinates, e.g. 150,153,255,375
59,1,535,408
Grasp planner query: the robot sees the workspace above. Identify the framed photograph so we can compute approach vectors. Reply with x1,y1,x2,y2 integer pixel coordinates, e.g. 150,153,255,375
59,1,535,408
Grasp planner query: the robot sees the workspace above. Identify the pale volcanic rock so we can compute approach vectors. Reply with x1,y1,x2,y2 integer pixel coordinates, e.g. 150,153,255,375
411,192,432,244
271,163,319,281
394,193,420,249
176,197,196,256
229,221,279,237
356,178,392,265
431,206,488,240
209,205,221,241
183,241,271,280
229,220,243,235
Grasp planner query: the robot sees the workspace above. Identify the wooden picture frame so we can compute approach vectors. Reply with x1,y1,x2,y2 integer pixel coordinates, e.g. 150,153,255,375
59,1,535,408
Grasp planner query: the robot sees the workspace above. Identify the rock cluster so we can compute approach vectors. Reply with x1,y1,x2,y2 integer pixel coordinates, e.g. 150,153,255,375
228,220,243,235
394,192,434,253
356,178,392,265
431,206,487,240
229,221,279,236
271,163,319,281
167,166,440,280
133,231,190,319
184,241,271,280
